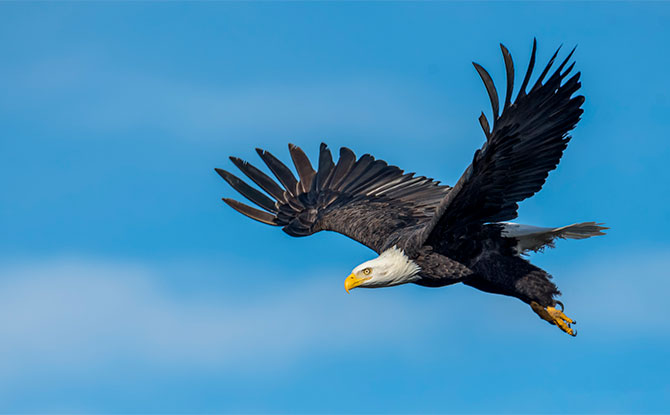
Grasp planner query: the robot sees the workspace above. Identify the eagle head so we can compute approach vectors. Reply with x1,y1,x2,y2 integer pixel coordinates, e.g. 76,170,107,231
344,246,421,292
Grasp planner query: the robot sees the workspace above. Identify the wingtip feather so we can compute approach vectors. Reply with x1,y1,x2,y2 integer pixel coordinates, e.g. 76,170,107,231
473,61,500,120
500,43,515,109
222,198,279,226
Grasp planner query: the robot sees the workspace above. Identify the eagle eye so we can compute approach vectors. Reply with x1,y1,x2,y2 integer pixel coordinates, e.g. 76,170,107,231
362,268,372,275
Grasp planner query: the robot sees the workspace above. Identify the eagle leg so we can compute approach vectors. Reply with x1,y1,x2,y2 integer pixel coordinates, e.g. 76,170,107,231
530,301,577,337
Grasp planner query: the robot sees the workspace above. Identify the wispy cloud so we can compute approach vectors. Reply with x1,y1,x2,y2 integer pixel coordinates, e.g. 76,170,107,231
0,250,667,387
0,257,436,382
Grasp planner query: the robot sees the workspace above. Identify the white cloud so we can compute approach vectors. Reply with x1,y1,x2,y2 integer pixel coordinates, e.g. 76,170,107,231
0,257,434,382
0,250,666,387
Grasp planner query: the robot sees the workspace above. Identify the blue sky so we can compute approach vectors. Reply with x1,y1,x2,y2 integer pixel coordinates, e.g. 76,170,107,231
1,2,669,413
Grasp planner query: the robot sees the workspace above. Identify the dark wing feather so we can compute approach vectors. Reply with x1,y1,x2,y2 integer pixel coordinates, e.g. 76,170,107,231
215,168,277,213
329,147,356,189
501,44,514,109
473,62,500,119
222,198,277,226
289,144,316,193
230,157,287,203
315,143,335,191
255,148,299,193
422,40,584,245
217,143,451,253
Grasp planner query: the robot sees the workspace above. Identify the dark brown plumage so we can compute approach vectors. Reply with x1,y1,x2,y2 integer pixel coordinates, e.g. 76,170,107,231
217,143,449,251
215,40,607,336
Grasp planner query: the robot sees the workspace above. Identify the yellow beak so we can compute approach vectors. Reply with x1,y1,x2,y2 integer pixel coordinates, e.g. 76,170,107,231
344,273,371,293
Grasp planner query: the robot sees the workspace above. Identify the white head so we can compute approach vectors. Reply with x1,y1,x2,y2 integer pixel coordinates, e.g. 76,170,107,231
344,246,421,292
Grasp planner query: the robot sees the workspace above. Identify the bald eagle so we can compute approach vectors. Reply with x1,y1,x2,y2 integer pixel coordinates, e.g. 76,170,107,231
216,40,607,336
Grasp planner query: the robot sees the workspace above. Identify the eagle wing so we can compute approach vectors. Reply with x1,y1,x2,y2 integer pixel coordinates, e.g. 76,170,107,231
217,143,450,253
422,40,585,245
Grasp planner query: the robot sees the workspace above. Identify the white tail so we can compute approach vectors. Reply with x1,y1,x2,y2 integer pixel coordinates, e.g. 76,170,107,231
500,221,608,254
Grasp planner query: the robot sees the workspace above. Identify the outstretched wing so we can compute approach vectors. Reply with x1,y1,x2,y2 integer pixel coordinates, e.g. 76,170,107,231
423,40,585,244
217,143,450,253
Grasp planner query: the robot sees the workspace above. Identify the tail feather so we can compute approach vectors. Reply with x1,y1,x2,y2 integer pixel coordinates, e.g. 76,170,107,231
501,221,608,254
552,222,608,240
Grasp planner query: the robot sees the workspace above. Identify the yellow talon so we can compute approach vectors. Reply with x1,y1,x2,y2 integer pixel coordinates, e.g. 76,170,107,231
530,301,577,337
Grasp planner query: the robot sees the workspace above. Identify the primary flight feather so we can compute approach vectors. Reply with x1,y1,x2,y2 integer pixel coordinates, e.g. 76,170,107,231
216,40,607,336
